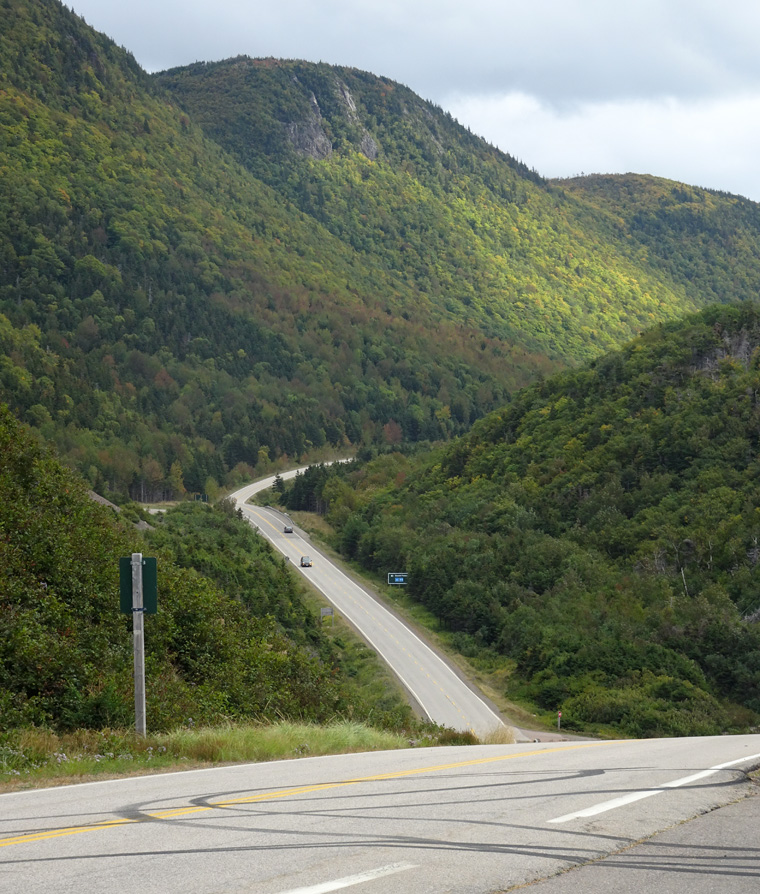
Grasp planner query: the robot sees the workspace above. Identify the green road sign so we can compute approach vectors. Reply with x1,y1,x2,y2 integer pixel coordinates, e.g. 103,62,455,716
120,556,158,613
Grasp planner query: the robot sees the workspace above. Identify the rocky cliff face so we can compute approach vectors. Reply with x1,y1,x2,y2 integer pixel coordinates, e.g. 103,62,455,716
287,100,333,159
285,78,380,160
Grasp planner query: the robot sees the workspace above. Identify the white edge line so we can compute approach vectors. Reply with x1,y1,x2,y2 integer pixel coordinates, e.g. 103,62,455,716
0,748,386,799
548,751,760,824
548,788,661,822
279,862,417,894
271,531,434,724
234,478,503,731
235,504,434,722
711,752,760,771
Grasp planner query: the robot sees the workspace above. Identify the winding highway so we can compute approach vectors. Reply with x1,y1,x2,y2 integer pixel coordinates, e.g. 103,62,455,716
230,471,506,738
3,471,759,892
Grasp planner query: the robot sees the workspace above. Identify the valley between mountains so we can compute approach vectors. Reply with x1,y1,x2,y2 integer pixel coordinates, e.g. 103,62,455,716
1,0,760,770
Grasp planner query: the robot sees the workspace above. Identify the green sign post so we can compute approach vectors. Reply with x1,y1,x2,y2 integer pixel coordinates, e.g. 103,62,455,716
120,556,157,614
119,554,157,735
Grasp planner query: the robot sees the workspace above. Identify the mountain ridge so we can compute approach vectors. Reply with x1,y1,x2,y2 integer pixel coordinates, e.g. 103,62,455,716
1,0,759,504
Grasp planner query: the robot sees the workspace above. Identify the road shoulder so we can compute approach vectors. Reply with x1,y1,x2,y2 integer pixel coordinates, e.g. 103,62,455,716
515,786,760,893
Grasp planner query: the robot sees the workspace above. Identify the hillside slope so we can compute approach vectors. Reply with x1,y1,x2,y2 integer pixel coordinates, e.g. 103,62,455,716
0,0,522,497
157,57,702,359
3,1,760,502
0,403,370,732
290,305,760,737
561,173,760,307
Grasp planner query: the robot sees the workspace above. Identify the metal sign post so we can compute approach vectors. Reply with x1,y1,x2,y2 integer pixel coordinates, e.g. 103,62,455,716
131,552,146,737
120,554,157,737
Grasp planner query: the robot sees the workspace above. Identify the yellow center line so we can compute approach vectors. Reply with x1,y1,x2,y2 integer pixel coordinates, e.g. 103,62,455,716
0,741,618,849
247,508,286,538
0,818,137,847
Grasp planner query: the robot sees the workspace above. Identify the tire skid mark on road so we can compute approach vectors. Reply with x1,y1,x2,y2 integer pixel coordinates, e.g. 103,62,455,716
548,750,760,823
0,741,616,850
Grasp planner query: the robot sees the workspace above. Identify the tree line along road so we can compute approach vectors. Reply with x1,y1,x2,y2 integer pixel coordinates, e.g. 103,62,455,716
230,471,508,739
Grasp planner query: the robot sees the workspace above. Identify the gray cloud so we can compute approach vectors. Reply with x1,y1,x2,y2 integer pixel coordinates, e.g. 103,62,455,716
69,0,760,199
72,1,760,102
448,91,760,199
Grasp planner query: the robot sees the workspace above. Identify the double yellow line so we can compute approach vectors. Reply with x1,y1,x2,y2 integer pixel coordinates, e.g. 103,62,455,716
0,741,614,849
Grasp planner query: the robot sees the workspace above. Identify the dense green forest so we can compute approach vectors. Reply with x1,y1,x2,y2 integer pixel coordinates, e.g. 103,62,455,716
157,57,700,359
561,174,760,307
0,403,415,732
5,0,760,739
276,306,760,737
4,0,760,505
0,0,519,501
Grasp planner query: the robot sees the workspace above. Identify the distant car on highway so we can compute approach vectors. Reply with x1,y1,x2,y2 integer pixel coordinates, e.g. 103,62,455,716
299,556,312,567
283,525,293,533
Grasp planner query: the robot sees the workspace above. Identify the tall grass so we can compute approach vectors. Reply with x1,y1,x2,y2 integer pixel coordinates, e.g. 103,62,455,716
159,721,408,763
0,720,497,792
478,725,517,746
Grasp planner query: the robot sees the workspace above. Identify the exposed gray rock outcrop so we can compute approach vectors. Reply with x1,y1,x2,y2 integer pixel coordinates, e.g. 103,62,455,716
360,132,379,160
286,91,332,159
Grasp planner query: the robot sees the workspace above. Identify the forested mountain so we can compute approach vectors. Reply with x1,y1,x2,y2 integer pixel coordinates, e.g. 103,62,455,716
156,57,700,360
282,305,760,737
561,173,760,307
0,0,515,499
3,0,760,504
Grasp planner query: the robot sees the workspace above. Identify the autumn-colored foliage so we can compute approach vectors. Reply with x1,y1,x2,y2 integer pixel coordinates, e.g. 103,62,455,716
3,1,758,504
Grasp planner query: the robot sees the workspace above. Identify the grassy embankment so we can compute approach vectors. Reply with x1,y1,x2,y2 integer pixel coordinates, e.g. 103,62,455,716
0,722,443,794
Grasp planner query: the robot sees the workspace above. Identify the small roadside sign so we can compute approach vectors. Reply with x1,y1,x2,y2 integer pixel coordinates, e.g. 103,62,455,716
320,606,334,626
388,573,408,585
120,557,158,613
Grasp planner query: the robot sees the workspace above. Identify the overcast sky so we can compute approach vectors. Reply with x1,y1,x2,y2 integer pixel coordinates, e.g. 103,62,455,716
69,1,760,201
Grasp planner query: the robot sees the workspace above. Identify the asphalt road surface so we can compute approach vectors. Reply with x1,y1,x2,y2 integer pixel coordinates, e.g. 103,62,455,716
230,472,506,738
2,736,759,893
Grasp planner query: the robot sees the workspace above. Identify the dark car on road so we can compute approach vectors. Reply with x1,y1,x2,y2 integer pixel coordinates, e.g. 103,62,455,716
299,556,312,567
